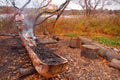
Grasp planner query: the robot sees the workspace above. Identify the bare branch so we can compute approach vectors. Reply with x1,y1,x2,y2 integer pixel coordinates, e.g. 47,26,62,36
53,0,70,27
21,0,31,10
93,0,101,10
34,0,70,26
10,0,31,10
37,0,52,11
11,1,19,9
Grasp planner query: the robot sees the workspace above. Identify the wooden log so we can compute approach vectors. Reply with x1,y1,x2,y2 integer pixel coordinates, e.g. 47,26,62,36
80,37,120,61
19,67,37,77
109,59,120,70
19,33,68,78
49,48,58,51
99,49,120,61
0,33,18,37
81,45,99,59
39,40,58,44
69,36,81,48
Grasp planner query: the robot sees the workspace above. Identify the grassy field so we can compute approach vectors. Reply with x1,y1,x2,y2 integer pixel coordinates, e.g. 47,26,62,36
0,14,120,48
35,14,120,48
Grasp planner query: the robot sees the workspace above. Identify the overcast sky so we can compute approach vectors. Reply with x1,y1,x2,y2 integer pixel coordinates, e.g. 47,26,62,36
51,0,120,10
0,0,120,10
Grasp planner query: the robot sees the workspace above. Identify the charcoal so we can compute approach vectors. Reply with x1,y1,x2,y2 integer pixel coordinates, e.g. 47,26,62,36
30,43,64,65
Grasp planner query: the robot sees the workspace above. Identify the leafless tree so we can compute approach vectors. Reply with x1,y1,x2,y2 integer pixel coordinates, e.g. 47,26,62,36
8,0,70,27
1,0,70,34
112,0,120,4
73,0,109,16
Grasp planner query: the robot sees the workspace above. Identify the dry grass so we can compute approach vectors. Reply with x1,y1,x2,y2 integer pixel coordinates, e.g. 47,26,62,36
0,14,120,48
35,15,120,48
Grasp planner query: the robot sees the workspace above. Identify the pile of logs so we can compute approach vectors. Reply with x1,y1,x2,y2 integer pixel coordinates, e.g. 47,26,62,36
68,36,120,70
80,37,120,70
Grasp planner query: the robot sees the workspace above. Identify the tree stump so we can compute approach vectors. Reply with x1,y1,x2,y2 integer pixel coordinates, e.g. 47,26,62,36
69,36,81,48
81,45,99,59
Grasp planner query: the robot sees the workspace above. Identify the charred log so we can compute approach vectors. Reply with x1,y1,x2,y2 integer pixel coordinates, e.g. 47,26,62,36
19,67,37,77
19,33,68,78
30,44,64,65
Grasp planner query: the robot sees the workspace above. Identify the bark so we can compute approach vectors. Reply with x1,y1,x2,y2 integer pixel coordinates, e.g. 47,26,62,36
81,44,99,59
19,67,37,77
109,59,120,70
99,49,120,61
80,37,120,61
69,37,82,48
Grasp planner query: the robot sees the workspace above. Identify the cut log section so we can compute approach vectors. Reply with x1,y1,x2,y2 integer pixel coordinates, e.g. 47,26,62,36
109,59,120,70
19,33,68,78
69,36,81,48
81,45,99,59
80,37,120,61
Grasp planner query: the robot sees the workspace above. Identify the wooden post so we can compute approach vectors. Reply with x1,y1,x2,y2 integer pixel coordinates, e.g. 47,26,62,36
81,45,99,59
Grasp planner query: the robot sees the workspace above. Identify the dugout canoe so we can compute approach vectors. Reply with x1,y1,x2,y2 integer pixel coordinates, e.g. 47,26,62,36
19,33,68,78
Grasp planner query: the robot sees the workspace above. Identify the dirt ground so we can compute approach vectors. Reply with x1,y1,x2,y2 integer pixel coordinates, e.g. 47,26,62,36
0,36,120,80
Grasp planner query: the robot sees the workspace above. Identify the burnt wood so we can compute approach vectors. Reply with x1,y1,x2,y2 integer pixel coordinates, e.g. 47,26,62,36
19,33,68,78
19,67,37,77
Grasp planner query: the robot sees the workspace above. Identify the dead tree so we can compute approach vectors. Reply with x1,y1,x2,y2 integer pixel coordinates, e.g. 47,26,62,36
8,0,70,35
73,0,108,16
112,0,120,4
4,0,70,77
33,0,70,27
